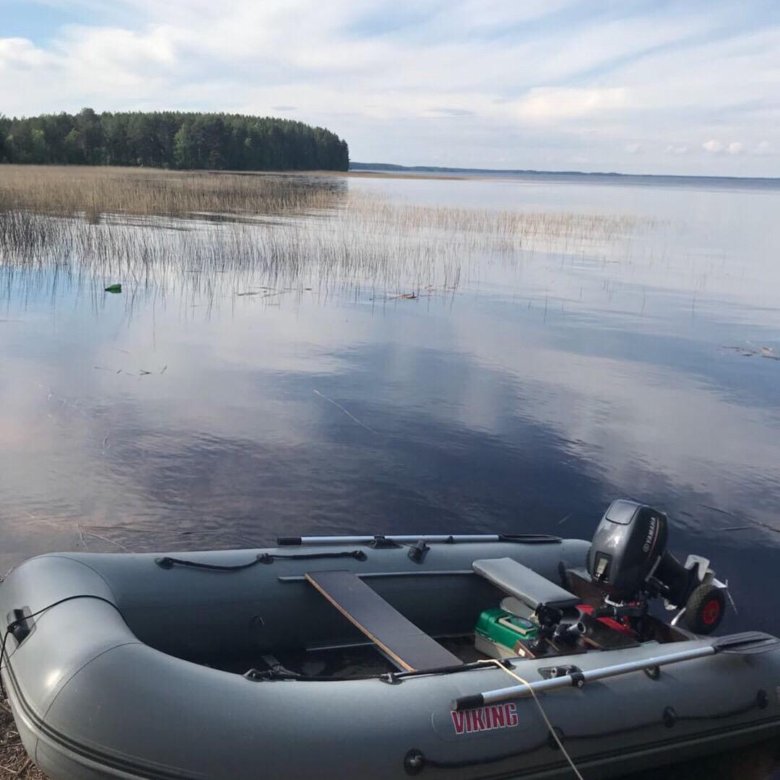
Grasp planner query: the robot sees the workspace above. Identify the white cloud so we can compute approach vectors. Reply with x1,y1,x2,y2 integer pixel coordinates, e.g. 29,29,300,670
62,26,178,68
727,141,744,155
703,139,724,153
0,37,51,69
515,87,629,122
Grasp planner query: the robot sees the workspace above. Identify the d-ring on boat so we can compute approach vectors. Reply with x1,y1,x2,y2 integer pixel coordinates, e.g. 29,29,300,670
1,500,779,779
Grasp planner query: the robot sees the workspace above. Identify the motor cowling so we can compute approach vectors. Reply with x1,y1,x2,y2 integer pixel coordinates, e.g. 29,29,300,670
587,499,727,634
587,500,668,602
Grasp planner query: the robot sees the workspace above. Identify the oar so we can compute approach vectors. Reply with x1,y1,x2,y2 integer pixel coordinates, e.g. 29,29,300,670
278,533,559,545
452,632,779,711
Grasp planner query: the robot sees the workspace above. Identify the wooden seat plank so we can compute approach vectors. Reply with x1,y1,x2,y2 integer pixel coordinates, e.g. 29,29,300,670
305,570,462,672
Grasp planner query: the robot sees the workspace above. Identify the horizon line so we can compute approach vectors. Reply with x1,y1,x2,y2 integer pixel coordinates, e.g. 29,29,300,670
349,162,780,183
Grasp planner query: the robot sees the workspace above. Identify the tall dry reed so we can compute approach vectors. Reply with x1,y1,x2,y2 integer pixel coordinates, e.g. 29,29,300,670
0,165,345,219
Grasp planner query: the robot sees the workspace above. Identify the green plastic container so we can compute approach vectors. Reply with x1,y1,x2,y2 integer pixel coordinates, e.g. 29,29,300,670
475,608,539,651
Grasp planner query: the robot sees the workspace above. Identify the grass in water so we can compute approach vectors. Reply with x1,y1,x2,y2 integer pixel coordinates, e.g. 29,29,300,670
0,165,639,301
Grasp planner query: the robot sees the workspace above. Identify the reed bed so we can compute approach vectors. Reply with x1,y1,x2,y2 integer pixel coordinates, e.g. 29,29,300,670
0,166,638,301
0,165,344,219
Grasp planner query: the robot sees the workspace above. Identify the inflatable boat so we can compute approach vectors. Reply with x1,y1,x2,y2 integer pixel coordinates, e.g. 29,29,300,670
1,499,779,779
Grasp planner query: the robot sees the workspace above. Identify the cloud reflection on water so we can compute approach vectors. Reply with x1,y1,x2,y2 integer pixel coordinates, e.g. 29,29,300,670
0,174,778,633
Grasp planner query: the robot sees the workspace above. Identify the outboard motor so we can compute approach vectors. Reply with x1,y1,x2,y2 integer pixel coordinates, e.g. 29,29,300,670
588,500,727,634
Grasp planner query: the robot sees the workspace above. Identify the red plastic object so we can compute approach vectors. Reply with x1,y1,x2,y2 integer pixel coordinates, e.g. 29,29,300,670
578,604,636,636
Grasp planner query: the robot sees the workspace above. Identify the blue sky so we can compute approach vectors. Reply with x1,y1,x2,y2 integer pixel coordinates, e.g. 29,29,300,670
1,0,778,175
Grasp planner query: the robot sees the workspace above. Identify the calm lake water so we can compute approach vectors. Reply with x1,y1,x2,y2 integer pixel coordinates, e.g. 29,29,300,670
1,172,779,643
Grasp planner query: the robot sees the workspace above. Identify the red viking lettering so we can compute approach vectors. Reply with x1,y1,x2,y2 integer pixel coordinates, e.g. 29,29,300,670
490,705,505,728
451,703,520,736
451,710,467,735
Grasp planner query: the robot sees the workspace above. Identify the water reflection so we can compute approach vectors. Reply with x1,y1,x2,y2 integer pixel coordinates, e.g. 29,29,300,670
0,175,778,641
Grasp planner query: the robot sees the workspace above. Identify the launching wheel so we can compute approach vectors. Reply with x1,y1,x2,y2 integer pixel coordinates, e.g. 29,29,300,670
679,583,726,634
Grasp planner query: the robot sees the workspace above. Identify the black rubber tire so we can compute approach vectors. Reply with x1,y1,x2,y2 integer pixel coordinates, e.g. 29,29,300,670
679,583,726,634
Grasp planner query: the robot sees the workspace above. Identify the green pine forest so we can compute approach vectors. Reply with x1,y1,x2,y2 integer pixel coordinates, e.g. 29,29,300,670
0,109,349,171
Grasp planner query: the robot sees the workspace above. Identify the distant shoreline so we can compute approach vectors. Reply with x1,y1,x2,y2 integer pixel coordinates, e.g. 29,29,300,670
2,162,778,189
349,162,780,188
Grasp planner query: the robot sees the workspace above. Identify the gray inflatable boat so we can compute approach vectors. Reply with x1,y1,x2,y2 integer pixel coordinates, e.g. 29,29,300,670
1,500,779,779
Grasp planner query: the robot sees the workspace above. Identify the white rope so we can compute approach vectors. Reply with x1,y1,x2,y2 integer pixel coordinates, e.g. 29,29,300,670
480,659,584,780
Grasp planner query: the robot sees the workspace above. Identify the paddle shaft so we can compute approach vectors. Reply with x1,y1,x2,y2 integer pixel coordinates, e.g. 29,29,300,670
453,645,715,710
279,534,502,545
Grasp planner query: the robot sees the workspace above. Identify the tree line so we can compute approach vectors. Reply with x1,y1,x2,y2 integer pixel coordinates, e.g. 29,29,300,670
0,109,349,171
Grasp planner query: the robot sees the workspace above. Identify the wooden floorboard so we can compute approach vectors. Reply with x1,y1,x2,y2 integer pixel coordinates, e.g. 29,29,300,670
305,570,462,672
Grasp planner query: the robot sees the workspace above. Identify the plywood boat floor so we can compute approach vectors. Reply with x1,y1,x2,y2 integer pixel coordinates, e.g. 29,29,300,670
305,569,463,671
